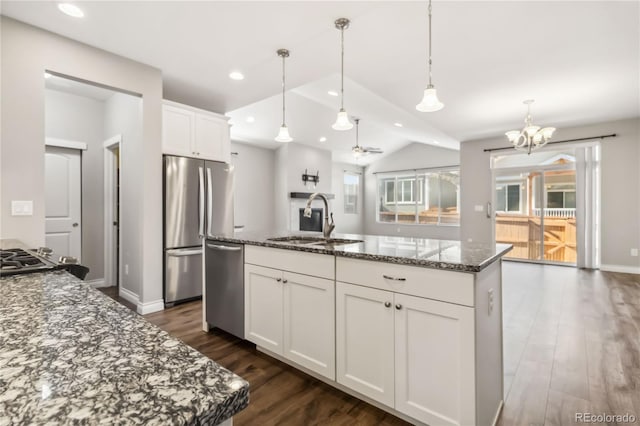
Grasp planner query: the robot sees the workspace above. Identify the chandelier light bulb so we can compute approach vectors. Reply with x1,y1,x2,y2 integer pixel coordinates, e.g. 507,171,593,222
416,86,444,112
275,125,292,143
506,100,556,154
332,109,353,131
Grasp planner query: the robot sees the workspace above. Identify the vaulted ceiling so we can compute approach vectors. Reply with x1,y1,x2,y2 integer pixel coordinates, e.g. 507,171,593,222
3,1,639,165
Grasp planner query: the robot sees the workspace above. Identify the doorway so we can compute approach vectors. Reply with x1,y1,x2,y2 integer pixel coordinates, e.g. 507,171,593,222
492,147,599,267
104,135,121,288
44,144,84,259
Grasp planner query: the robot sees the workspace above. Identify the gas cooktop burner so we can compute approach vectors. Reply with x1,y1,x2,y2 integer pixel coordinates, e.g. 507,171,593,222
0,248,58,276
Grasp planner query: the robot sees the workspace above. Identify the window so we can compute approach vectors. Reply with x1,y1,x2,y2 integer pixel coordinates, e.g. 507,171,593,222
344,172,359,214
377,168,459,226
495,184,521,213
547,191,576,209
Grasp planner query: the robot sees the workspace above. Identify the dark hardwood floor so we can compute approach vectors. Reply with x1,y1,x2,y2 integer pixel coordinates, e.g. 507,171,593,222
99,263,640,426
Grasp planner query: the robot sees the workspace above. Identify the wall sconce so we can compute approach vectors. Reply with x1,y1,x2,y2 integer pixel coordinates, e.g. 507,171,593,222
302,169,319,189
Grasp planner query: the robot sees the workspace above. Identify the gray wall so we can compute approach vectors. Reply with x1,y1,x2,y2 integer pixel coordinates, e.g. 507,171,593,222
331,162,365,235
364,143,460,239
104,93,144,295
460,117,640,270
274,143,333,232
1,17,163,308
44,89,106,281
230,142,276,234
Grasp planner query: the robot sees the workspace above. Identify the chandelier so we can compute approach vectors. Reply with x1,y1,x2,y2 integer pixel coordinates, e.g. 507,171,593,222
505,100,556,154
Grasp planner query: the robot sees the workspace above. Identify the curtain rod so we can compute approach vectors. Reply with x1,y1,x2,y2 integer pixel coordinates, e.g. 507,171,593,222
483,133,617,153
372,165,459,175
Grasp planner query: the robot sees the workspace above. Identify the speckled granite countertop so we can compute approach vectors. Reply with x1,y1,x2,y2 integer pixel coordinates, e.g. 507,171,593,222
209,231,512,273
0,271,248,425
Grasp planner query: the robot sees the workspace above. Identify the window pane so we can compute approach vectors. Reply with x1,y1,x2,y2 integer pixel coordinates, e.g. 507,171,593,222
547,192,563,209
565,191,576,209
385,180,395,204
439,171,459,224
507,185,520,212
496,186,506,212
379,179,395,222
344,172,359,214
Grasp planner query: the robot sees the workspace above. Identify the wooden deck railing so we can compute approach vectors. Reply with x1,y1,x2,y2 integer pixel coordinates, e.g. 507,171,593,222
496,214,576,263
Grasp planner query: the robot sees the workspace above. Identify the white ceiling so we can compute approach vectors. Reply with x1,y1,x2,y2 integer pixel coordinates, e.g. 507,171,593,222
3,1,639,165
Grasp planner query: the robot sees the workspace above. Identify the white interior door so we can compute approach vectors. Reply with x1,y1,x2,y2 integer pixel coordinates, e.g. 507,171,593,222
45,146,82,260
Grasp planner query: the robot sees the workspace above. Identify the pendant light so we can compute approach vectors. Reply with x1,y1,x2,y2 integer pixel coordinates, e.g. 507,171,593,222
416,0,444,112
332,18,354,131
275,48,293,142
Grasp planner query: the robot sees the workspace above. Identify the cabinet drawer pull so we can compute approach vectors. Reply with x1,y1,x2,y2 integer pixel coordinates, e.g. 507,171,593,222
383,275,406,281
282,279,288,284
276,278,282,282
395,304,403,310
384,302,391,308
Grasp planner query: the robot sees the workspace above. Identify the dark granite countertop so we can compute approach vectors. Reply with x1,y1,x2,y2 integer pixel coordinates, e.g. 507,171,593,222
210,231,512,273
0,271,249,425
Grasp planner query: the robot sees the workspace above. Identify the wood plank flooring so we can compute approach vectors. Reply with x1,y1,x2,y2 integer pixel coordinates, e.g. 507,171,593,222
99,263,640,426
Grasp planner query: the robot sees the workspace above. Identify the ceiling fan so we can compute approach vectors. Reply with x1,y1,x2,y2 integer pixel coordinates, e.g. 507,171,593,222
352,118,383,157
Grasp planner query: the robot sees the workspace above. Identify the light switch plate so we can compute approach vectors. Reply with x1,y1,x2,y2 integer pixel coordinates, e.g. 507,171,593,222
11,200,33,216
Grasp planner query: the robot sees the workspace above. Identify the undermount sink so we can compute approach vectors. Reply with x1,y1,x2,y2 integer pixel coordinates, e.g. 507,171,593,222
267,236,363,247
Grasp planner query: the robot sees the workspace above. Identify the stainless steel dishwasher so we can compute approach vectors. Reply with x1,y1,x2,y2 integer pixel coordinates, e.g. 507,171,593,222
205,240,244,339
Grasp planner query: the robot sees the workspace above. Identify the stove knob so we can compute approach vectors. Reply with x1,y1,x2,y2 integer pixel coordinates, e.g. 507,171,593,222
38,247,53,256
59,256,78,265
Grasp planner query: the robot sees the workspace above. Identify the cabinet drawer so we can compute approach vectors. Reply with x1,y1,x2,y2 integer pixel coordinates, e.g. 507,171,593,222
245,245,334,280
336,257,474,306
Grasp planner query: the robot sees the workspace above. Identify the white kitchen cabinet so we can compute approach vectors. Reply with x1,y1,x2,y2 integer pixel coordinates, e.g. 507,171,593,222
162,100,230,162
394,293,475,426
244,264,283,354
244,254,335,380
336,283,476,426
336,282,395,407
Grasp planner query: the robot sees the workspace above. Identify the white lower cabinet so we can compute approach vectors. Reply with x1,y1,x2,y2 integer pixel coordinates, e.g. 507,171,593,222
337,282,476,426
336,282,395,407
245,263,335,380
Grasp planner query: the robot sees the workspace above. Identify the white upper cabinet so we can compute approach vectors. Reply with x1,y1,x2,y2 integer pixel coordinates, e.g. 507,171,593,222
162,100,230,162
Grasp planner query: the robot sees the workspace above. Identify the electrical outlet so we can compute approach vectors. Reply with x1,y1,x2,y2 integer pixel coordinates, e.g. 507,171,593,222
631,248,639,257
488,288,494,315
124,264,129,275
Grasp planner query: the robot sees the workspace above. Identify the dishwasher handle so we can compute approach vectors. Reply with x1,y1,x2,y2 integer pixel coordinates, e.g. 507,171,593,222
166,248,203,257
206,243,243,252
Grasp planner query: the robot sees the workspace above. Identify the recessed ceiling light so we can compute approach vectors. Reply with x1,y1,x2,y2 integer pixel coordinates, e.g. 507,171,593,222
245,116,255,123
44,72,52,79
394,122,403,128
327,90,339,97
229,71,245,81
58,3,84,18
319,137,327,142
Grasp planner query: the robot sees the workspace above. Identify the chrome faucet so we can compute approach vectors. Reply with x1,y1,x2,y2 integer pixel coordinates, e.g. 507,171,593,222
304,192,335,239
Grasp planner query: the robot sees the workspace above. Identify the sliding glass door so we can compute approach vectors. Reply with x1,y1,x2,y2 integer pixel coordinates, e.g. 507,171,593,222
493,150,578,265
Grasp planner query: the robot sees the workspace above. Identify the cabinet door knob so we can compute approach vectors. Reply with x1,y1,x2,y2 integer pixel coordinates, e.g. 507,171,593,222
384,302,391,308
395,304,402,310
282,279,288,284
276,278,282,282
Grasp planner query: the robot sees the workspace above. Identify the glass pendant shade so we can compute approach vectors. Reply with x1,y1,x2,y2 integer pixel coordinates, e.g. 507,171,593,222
332,109,353,131
505,130,520,142
274,125,292,143
541,127,556,139
506,100,556,153
416,86,444,112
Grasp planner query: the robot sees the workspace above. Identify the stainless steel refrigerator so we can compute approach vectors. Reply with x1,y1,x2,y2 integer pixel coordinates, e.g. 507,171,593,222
164,155,234,306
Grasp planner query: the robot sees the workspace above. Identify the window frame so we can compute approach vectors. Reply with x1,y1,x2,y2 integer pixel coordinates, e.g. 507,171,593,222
343,171,360,215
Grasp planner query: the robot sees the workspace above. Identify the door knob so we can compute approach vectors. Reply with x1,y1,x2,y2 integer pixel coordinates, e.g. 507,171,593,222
72,223,79,227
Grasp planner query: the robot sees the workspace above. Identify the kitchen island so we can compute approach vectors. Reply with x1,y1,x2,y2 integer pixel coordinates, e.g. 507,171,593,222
0,270,249,425
207,232,511,426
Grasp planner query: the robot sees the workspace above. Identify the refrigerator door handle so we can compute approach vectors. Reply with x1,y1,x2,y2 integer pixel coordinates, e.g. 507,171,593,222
166,248,203,257
206,243,243,251
198,166,205,238
207,167,213,236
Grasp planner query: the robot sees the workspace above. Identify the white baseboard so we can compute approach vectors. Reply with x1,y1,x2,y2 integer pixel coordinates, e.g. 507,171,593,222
86,278,109,288
600,264,640,274
137,299,165,315
118,286,139,305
